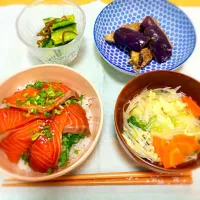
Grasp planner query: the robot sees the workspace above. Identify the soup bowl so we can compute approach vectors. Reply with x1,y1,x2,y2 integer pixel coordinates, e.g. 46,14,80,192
115,70,200,174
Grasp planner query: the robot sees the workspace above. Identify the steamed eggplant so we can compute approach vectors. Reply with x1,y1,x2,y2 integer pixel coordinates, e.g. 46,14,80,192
104,22,140,44
141,16,173,63
104,16,173,71
114,28,150,52
144,25,172,63
140,16,158,31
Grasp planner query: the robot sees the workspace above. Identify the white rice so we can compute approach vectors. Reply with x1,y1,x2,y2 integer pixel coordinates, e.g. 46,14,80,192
17,158,33,172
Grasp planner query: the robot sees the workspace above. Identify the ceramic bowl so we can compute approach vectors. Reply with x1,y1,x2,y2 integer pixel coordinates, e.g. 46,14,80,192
0,64,103,181
94,0,196,76
114,70,200,174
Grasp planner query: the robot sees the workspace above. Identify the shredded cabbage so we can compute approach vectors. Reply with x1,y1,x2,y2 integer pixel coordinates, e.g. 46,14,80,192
123,87,200,163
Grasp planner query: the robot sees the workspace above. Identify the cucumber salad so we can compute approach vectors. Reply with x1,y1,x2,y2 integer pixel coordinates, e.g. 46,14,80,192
37,14,77,48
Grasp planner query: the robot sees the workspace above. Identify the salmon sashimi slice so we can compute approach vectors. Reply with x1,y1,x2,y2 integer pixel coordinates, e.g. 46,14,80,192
3,82,79,113
0,107,47,134
0,120,47,163
63,103,90,134
29,112,67,173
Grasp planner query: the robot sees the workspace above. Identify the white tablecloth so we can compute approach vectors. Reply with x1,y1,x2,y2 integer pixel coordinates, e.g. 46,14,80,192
0,2,200,199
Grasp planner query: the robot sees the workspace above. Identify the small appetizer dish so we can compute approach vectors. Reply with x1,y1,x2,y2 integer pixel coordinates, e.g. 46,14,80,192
16,0,86,65
115,71,200,173
94,0,196,75
0,64,103,181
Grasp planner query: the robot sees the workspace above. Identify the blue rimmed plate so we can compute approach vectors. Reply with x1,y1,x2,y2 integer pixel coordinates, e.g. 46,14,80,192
94,0,196,76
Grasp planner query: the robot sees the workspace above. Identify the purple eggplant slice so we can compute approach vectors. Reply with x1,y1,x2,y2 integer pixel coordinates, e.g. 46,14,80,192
129,48,153,72
114,27,150,52
140,16,158,32
121,22,140,31
144,25,172,63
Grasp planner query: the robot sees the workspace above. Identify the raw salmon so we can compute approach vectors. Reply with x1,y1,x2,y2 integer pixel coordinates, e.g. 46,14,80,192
0,107,46,134
4,82,79,113
29,112,67,173
63,103,90,134
0,120,47,163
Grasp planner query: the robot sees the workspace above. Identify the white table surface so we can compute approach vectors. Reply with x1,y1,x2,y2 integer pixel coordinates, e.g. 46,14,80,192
0,1,200,199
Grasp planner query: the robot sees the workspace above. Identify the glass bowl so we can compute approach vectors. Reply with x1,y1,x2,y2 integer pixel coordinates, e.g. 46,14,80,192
16,0,86,65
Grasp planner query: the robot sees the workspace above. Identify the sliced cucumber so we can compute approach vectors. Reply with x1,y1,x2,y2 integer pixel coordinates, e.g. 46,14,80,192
51,24,77,45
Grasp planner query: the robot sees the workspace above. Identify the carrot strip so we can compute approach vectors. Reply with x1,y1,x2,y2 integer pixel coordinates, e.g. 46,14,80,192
173,135,200,156
162,141,185,169
182,96,200,117
153,136,168,161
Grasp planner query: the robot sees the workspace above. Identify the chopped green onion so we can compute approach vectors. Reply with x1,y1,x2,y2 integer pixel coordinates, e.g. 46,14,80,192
6,104,10,109
74,149,79,155
80,95,84,100
44,125,50,130
32,133,41,141
59,105,64,110
46,99,55,105
44,112,51,117
21,154,29,165
44,131,53,139
25,100,31,106
23,112,30,117
26,81,44,90
23,93,28,97
47,168,52,175
52,109,62,115
55,90,63,97
16,99,22,106
47,86,56,99
29,108,38,115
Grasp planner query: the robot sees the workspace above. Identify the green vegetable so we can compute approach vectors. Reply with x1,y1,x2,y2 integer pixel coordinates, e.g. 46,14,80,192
23,93,28,97
65,14,75,22
41,39,54,48
52,109,62,115
32,133,41,141
16,99,22,106
26,81,44,90
43,17,60,24
74,149,79,155
29,108,38,115
51,24,77,45
44,112,51,117
65,95,84,105
58,134,85,167
21,154,29,165
128,116,146,131
47,168,52,175
23,112,30,117
52,20,75,30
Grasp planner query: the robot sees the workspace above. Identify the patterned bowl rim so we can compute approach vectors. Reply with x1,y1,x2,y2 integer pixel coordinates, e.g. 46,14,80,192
93,0,197,76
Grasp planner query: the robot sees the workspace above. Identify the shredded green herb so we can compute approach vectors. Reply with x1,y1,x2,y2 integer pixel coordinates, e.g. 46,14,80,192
47,168,52,175
65,95,84,105
74,149,79,155
58,134,85,167
29,108,38,115
26,81,44,90
16,99,22,106
21,154,29,165
23,112,30,117
52,109,62,115
44,112,51,117
32,133,41,141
